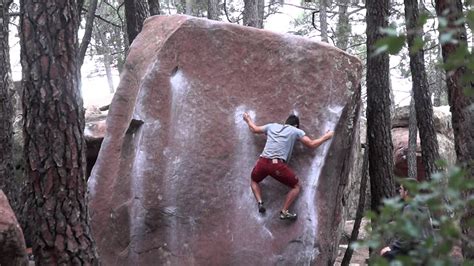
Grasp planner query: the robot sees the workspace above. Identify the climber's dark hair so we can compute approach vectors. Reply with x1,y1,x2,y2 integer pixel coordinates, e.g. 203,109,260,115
285,114,300,128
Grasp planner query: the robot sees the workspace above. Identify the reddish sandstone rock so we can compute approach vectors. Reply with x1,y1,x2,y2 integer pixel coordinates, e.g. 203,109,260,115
0,190,28,266
392,106,456,180
392,128,426,179
88,15,362,265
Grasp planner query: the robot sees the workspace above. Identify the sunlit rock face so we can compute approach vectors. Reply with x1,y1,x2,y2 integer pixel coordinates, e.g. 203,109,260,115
88,15,362,265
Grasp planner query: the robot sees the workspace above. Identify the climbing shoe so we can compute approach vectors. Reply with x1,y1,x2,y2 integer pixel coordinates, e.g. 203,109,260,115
280,210,297,220
258,201,266,213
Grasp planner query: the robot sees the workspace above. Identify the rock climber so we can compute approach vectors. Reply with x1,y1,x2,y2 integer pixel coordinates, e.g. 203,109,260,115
243,112,334,220
380,177,434,261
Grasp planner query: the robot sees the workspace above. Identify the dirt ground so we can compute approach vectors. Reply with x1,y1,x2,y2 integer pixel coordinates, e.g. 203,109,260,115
333,218,464,266
334,218,370,265
334,246,369,266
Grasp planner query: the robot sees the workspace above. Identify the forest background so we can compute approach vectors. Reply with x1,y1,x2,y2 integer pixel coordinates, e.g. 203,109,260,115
8,0,463,108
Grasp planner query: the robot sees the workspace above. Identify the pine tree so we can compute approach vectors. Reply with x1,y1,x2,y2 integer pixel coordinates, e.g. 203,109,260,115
435,0,474,259
19,0,99,263
124,0,150,45
366,0,396,211
404,0,441,180
0,0,14,205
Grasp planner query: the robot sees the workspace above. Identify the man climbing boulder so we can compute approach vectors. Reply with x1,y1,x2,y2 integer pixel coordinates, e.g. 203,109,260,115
244,113,333,220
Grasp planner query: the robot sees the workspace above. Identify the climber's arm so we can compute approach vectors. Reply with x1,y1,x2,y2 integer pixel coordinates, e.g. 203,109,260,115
299,131,334,149
243,112,265,134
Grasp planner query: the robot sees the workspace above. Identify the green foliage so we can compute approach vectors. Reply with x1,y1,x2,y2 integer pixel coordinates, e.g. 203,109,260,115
468,10,474,31
354,167,474,265
410,37,424,55
374,33,406,56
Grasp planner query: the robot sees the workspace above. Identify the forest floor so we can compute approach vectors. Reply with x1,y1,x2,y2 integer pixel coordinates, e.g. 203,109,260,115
333,218,464,266
334,246,369,266
334,218,370,265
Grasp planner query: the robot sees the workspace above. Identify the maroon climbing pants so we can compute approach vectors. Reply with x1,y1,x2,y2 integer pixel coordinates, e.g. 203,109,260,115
251,157,299,188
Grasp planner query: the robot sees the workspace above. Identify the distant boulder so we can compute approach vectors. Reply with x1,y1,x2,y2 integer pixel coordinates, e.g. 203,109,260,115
392,105,453,138
0,189,28,266
392,106,456,179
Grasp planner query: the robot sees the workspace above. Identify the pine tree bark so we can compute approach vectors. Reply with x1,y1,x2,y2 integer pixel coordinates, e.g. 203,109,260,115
435,0,474,259
104,53,115,93
257,0,264,28
124,0,150,45
320,0,329,42
0,0,14,202
77,0,84,13
366,0,396,211
433,54,447,107
207,0,220,20
78,0,99,68
185,0,195,15
148,0,160,15
405,0,440,180
336,0,351,50
19,0,99,263
243,0,261,28
407,95,418,180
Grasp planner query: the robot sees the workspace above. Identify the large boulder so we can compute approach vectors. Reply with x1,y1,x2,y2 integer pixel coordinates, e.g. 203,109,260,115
344,117,368,220
392,106,456,179
88,15,363,265
0,190,28,266
392,105,453,138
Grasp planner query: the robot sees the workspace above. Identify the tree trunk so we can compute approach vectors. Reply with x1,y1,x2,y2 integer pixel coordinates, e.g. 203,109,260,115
433,52,447,107
407,94,418,180
366,0,396,211
257,0,264,28
93,23,116,93
104,53,115,93
0,0,15,204
77,0,84,13
185,0,195,15
320,0,329,42
148,0,160,15
435,0,474,259
78,0,99,68
19,0,99,263
125,0,150,45
389,81,395,118
243,0,260,28
336,0,351,50
207,0,220,20
405,0,441,180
